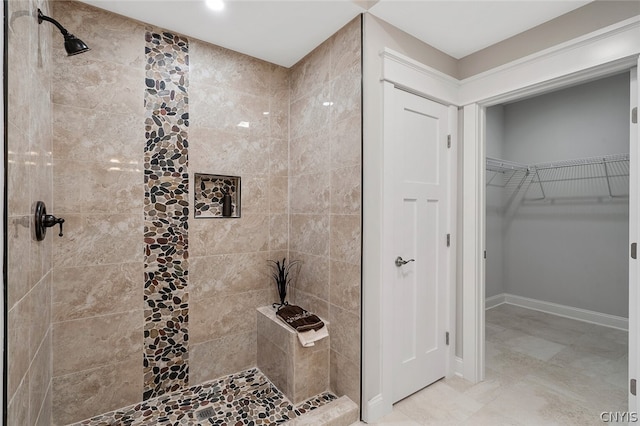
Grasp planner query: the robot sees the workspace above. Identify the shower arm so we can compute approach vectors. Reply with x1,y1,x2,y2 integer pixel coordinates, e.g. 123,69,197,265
37,9,72,38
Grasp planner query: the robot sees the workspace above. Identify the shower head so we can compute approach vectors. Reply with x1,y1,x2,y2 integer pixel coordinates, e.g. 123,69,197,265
37,9,90,56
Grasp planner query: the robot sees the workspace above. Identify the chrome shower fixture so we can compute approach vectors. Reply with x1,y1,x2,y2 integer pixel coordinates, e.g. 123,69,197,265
37,8,90,56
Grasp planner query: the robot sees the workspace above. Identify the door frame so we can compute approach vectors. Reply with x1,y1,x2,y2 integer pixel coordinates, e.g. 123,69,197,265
362,51,459,421
460,16,640,386
362,15,640,423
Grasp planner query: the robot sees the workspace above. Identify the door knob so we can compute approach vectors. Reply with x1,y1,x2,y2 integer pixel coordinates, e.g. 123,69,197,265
395,256,415,267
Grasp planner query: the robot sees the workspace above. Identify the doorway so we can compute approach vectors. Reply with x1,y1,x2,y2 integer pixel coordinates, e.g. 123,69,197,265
483,72,631,414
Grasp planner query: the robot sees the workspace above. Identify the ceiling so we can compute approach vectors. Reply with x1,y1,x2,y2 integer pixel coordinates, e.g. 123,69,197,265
79,0,592,68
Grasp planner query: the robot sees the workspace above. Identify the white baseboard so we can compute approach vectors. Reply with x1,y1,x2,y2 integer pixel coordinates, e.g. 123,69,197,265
453,356,464,377
485,293,506,309
486,293,628,331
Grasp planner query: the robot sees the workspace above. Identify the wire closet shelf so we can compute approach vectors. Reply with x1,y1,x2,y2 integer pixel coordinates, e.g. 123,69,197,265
486,153,630,201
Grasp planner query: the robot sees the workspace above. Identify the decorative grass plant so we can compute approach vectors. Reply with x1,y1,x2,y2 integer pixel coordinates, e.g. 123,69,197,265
268,258,301,309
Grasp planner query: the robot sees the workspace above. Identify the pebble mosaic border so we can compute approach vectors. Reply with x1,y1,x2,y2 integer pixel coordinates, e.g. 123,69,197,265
144,30,190,400
69,368,337,426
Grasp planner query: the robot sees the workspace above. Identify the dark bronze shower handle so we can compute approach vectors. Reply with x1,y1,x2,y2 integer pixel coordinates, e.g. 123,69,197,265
35,201,65,241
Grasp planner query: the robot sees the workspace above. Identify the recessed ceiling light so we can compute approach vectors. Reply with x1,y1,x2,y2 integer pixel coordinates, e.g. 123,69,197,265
206,0,225,12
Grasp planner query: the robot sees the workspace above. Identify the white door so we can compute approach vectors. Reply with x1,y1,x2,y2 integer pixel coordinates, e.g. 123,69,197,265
630,64,639,413
390,88,451,402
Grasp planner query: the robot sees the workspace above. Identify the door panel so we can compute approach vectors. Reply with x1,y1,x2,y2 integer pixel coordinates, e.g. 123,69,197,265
391,89,451,402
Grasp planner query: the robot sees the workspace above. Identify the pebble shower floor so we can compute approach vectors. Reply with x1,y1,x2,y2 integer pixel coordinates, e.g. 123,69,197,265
70,368,337,426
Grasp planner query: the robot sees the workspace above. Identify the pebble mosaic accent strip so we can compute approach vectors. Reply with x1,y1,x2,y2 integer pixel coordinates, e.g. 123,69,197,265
144,30,190,400
194,174,240,218
69,368,337,426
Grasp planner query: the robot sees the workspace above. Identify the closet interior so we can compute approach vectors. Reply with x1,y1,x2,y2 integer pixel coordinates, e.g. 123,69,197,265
485,72,631,319
484,71,632,408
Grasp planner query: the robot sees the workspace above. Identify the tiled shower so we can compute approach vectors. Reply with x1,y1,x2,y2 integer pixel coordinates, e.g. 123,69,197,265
6,1,362,424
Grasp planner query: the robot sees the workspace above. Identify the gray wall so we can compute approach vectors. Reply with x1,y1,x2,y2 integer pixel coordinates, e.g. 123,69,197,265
486,73,630,317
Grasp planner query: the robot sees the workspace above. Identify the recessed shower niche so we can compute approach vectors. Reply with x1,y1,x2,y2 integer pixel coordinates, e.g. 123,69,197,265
194,173,241,218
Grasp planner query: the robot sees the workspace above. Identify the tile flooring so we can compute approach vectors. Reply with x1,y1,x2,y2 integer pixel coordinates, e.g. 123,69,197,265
357,304,628,425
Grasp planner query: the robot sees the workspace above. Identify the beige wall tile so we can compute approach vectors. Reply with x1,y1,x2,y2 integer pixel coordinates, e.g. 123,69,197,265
289,251,330,302
290,173,330,214
53,159,143,215
290,42,331,103
269,176,289,214
30,273,52,359
189,128,270,176
7,216,31,309
52,357,142,426
290,214,330,257
52,263,142,322
190,289,269,344
294,346,330,402
330,260,361,313
330,166,361,215
331,64,361,124
8,297,30,400
29,225,52,291
331,116,361,170
329,304,361,364
53,214,143,268
191,214,269,256
270,65,290,94
269,138,289,177
330,349,361,406
257,334,292,397
35,381,52,426
30,330,52,426
241,175,269,215
269,214,289,251
270,88,290,141
53,106,142,164
7,1,31,132
190,252,269,300
190,39,272,96
7,123,31,216
330,215,361,265
191,331,257,385
53,310,143,376
290,130,331,177
8,373,30,426
290,85,332,140
330,17,362,79
52,59,142,115
190,84,270,136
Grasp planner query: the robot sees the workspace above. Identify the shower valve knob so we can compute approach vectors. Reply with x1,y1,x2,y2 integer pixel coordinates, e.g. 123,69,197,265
34,201,65,241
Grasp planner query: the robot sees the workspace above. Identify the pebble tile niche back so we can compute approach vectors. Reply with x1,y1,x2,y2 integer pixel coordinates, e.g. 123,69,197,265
194,173,241,218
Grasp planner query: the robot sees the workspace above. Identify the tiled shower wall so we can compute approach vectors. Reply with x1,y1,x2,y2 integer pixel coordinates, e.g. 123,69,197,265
288,17,362,405
1,1,363,424
7,0,54,424
49,2,146,424
187,35,289,384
